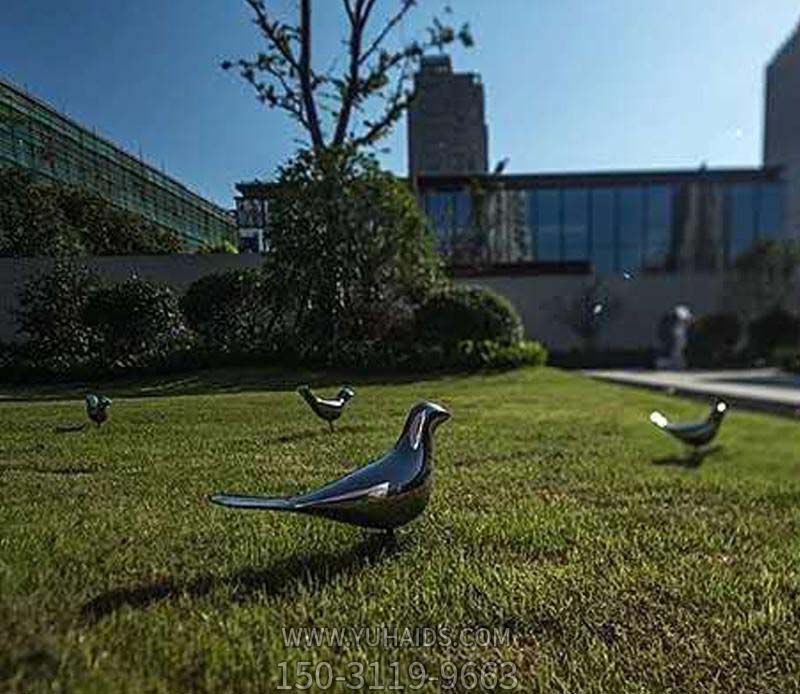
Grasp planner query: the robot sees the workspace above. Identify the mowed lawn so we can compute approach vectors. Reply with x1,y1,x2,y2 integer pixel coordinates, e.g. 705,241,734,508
1,367,799,693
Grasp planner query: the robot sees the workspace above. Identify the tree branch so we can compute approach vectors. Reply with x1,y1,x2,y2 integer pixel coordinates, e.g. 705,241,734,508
359,0,415,67
299,0,325,150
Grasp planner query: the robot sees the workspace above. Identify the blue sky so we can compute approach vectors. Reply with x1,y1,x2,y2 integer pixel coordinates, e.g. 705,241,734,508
1,1,798,207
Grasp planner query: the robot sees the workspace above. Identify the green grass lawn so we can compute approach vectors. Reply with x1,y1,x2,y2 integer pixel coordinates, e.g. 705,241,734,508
1,367,799,692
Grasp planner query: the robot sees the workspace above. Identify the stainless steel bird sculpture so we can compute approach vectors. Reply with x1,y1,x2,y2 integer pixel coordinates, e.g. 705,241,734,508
86,394,112,427
297,384,355,431
210,401,451,531
650,399,728,448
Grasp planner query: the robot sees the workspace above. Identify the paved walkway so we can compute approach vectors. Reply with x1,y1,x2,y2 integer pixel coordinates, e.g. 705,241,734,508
586,368,800,415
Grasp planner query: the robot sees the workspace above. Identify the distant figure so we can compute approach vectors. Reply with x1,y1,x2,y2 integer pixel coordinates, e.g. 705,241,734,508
656,305,693,370
671,305,693,370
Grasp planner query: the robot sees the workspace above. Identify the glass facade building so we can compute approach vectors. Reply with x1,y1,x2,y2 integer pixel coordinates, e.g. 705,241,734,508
0,78,235,249
419,169,785,274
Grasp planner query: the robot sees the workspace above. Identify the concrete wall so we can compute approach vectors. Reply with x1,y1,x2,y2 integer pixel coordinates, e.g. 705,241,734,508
1,255,795,353
0,254,264,342
455,273,726,351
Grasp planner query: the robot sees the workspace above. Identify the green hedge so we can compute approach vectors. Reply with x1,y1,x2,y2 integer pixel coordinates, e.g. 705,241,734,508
84,277,193,371
414,285,524,347
181,268,273,356
686,313,742,368
747,308,800,359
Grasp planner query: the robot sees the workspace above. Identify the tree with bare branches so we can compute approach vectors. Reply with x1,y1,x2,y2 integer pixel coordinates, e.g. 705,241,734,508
223,0,473,152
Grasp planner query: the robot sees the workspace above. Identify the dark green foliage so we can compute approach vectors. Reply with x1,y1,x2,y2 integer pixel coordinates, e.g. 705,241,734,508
263,148,445,363
747,307,800,359
776,347,800,373
321,338,546,372
731,240,800,320
686,313,742,368
196,239,239,254
181,269,272,356
0,167,183,257
84,277,194,371
56,186,184,255
14,259,100,373
552,279,621,352
415,285,524,348
0,169,81,257
449,339,547,370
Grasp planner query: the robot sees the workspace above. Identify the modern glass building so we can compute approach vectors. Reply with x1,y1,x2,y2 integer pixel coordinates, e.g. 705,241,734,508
417,168,786,274
0,77,236,249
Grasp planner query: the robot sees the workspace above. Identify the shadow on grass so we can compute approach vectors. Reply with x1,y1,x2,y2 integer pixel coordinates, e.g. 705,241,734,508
652,445,722,469
0,464,96,476
54,423,88,433
268,424,374,445
0,365,459,403
80,532,407,624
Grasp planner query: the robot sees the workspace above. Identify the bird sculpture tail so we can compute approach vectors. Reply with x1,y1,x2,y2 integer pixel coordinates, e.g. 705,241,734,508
209,493,295,511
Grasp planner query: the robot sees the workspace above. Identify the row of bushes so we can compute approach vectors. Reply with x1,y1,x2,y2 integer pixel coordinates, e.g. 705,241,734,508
0,167,184,257
1,261,546,381
686,308,800,368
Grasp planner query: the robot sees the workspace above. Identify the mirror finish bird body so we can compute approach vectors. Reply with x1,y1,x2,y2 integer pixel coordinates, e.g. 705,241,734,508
298,385,355,431
85,394,111,427
650,399,728,448
210,401,450,530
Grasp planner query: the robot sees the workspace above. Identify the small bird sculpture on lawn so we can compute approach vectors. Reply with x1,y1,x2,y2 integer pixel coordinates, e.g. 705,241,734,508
86,394,112,427
297,384,355,432
210,401,451,532
650,398,728,449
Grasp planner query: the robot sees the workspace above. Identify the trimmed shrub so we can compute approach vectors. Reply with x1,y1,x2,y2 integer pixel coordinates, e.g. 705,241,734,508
686,313,741,368
14,259,100,373
451,339,548,370
747,307,800,359
84,277,193,371
324,338,546,372
181,268,273,356
414,285,523,348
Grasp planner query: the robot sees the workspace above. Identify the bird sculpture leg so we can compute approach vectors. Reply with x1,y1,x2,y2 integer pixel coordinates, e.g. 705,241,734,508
329,421,334,433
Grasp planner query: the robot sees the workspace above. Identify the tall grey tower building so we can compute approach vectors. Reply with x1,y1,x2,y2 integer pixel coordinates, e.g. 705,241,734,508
407,55,488,178
765,22,800,238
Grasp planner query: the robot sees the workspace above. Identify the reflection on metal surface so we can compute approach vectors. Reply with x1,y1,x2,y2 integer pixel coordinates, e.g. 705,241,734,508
86,394,111,427
298,385,356,432
210,401,451,530
649,398,728,448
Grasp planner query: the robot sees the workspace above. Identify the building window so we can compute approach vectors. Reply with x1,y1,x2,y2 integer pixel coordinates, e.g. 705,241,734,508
757,182,784,240
562,188,589,261
535,189,561,261
644,185,672,270
618,186,644,273
727,183,756,260
591,188,615,274
424,191,458,253
236,198,265,228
